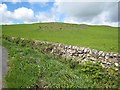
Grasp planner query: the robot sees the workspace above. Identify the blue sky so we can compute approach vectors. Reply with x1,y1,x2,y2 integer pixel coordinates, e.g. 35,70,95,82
3,2,54,12
0,1,119,27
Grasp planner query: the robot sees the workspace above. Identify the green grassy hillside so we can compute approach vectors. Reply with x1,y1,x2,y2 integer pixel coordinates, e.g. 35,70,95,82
2,22,118,52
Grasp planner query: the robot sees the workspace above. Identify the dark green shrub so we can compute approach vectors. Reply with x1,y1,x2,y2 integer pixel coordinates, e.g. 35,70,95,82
7,36,13,42
13,37,21,44
19,39,26,47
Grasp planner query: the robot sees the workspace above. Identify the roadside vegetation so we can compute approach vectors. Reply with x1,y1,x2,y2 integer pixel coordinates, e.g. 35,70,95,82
3,39,119,88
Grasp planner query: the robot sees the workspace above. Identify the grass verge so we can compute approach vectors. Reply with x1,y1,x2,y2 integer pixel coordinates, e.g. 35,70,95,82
2,39,119,88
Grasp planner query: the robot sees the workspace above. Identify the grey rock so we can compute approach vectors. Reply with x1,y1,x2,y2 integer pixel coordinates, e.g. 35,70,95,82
101,52,106,57
115,63,119,66
84,48,88,53
98,51,103,56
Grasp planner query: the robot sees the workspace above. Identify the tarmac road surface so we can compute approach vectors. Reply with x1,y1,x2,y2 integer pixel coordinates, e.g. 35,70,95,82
0,46,8,89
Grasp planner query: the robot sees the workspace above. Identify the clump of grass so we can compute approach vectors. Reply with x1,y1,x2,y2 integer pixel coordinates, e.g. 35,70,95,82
3,40,40,88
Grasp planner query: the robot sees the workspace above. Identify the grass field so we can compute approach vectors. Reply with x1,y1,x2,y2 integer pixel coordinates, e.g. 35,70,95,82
3,39,119,88
2,22,118,52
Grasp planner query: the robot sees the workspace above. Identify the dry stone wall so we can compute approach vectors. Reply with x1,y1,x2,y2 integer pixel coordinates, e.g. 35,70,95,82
3,35,120,69
43,42,119,69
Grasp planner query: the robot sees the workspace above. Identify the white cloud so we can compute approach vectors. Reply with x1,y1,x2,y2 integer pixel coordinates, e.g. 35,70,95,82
28,0,49,2
1,3,36,24
53,1,119,27
105,3,118,22
63,11,118,27
0,3,7,13
0,4,13,24
54,0,119,2
11,0,21,4
56,2,104,20
13,7,35,22
27,0,50,8
35,12,56,22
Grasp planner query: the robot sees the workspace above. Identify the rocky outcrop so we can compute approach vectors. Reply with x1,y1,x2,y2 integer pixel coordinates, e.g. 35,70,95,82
3,35,120,69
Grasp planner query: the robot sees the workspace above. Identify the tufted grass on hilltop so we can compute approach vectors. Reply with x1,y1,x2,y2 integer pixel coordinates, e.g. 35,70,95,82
2,22,119,52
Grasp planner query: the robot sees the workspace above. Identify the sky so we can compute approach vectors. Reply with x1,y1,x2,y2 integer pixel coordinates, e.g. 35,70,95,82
0,0,119,27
